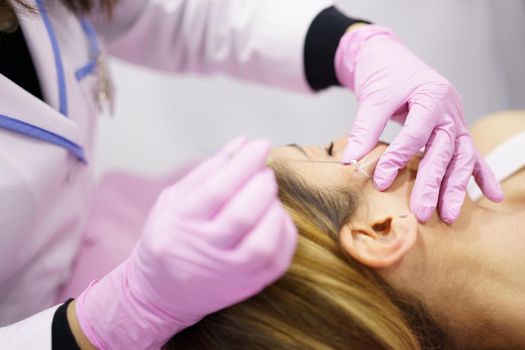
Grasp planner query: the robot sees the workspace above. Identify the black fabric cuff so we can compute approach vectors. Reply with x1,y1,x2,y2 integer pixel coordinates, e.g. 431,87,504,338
304,6,371,91
52,298,81,350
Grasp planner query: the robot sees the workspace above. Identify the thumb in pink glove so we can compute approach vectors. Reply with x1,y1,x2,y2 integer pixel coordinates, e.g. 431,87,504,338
75,137,297,349
335,25,503,223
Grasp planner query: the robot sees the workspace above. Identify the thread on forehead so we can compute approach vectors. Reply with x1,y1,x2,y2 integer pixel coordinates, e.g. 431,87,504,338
358,160,375,169
357,160,374,178
348,159,371,178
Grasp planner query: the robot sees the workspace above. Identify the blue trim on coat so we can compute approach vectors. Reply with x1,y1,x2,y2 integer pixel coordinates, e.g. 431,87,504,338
35,0,68,116
75,61,98,81
80,18,100,53
0,114,86,162
75,18,101,81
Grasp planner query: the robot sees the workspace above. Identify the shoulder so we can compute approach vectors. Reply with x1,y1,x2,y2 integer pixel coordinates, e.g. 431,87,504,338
470,110,525,156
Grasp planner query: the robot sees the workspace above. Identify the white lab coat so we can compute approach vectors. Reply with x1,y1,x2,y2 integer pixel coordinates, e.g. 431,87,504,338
0,0,332,348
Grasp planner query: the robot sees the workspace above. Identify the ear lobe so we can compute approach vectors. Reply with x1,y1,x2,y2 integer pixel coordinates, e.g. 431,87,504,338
340,214,417,268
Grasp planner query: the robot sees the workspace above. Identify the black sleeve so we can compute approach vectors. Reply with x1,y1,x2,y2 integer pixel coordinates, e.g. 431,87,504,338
304,6,371,91
52,299,81,350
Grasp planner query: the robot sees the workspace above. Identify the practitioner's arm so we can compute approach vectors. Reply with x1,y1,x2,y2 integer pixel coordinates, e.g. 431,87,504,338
90,1,368,92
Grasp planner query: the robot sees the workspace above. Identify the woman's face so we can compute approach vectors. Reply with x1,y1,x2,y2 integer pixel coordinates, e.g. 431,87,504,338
270,136,421,230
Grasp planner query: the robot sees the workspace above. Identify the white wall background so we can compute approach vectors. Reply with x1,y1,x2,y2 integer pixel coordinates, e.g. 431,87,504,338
94,0,525,178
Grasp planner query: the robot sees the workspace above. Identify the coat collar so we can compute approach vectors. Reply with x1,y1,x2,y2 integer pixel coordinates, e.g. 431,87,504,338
0,1,86,161
0,74,85,161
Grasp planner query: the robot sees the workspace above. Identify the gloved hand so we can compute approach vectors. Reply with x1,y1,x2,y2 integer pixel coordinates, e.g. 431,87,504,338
335,25,503,223
75,137,297,350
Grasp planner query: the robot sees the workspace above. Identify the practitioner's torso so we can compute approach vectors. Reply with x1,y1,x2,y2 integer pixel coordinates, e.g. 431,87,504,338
0,0,103,325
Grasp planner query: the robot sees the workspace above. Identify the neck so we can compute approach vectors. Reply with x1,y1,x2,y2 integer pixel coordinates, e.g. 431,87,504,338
385,199,525,349
422,203,525,348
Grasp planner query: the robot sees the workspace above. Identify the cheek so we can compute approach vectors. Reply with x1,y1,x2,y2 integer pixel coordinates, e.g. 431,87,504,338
371,165,416,202
362,180,412,213
362,189,385,212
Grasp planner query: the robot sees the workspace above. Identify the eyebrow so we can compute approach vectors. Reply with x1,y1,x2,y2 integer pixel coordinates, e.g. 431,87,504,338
286,143,310,158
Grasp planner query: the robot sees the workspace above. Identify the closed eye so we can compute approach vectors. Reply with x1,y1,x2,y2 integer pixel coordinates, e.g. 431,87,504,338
325,141,334,157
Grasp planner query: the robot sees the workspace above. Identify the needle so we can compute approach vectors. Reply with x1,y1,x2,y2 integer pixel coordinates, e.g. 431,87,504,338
267,157,345,165
267,158,372,178
267,158,363,166
284,159,347,164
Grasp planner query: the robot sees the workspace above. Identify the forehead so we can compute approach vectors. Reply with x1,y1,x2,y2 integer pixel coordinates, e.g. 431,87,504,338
269,146,367,191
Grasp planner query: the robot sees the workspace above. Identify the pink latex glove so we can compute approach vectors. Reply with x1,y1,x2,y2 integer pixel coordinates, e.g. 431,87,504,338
75,137,297,349
335,25,503,223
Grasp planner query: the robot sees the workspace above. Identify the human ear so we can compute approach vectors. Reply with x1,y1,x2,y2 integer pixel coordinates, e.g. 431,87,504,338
339,214,417,268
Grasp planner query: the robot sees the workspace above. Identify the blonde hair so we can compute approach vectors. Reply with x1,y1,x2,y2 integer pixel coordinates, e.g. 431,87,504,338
166,164,448,349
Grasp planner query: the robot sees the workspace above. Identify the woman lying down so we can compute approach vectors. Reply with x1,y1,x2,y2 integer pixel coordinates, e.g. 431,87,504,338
61,111,525,349
164,111,525,350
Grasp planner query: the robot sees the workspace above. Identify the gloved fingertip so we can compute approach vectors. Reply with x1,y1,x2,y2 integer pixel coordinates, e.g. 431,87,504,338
372,179,386,191
342,133,374,162
414,206,434,223
489,183,504,203
439,207,459,224
438,188,466,223
342,143,364,164
372,169,396,191
235,139,272,162
220,136,248,157
253,138,272,153
372,178,390,192
440,209,459,224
